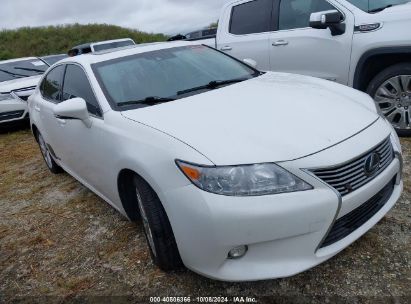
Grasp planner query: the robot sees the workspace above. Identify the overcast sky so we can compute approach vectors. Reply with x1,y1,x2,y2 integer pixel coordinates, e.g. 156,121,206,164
0,0,227,35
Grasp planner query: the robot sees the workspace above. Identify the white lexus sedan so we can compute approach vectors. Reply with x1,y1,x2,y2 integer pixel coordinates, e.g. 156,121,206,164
28,41,403,282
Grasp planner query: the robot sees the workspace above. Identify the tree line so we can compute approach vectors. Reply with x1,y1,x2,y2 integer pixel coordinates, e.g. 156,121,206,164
0,24,167,60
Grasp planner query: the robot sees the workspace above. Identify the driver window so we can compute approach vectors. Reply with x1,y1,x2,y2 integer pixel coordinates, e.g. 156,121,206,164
279,0,335,30
62,64,102,117
40,65,65,103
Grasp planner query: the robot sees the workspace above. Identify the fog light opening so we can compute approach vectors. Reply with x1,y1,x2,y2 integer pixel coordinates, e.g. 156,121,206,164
228,245,248,259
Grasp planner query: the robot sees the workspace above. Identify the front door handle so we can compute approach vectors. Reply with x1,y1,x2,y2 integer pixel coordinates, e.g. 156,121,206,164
34,105,41,112
55,116,67,125
220,46,233,51
272,40,289,46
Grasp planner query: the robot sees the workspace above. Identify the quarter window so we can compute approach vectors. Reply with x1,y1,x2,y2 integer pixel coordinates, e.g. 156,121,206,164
40,65,65,102
62,65,102,117
230,0,274,35
279,0,335,30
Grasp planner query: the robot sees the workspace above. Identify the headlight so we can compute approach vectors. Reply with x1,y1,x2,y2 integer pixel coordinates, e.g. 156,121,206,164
176,160,313,196
390,131,402,154
379,111,402,153
0,93,13,101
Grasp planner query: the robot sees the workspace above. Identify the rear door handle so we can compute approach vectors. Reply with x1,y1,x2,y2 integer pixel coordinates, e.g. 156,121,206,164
272,40,289,46
220,46,233,51
34,105,41,112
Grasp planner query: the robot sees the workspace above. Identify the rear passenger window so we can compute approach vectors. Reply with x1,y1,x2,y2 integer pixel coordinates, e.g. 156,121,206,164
62,65,102,117
279,0,336,30
230,0,274,35
40,65,65,102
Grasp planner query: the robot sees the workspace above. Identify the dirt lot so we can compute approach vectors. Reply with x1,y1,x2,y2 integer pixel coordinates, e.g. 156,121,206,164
0,128,410,303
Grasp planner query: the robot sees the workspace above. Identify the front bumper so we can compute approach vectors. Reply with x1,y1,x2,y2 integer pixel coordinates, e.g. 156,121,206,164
161,119,403,281
0,97,29,125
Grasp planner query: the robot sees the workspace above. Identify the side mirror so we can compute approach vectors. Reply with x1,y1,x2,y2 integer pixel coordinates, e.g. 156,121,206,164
243,58,258,69
53,97,92,128
309,10,346,36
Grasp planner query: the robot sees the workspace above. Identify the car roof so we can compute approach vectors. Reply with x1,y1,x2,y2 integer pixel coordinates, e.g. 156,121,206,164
71,38,135,50
0,57,40,64
91,38,135,46
41,54,67,59
71,43,92,50
59,41,197,66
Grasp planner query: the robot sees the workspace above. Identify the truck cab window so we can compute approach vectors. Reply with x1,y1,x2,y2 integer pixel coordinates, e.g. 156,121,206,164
230,0,274,35
279,0,335,30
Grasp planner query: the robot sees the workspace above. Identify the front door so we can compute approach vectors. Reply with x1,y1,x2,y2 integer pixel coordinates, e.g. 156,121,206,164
269,0,354,85
51,64,110,197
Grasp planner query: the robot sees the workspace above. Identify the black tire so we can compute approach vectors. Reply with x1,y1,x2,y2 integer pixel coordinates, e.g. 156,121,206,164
133,175,183,271
367,62,411,137
36,131,63,174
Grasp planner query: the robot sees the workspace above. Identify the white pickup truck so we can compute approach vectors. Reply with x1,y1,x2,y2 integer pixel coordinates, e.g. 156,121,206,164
200,0,411,135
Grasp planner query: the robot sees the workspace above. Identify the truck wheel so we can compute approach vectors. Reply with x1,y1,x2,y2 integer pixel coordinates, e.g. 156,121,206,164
367,63,411,137
36,131,63,174
133,175,183,271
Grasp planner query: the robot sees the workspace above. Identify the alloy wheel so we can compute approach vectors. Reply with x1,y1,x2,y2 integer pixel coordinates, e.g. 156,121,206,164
38,134,53,169
374,75,411,130
136,189,158,258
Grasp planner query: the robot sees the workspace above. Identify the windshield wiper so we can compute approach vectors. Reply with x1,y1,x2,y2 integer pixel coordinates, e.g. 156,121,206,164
177,78,249,96
0,68,27,79
117,96,176,107
14,67,46,74
368,4,393,13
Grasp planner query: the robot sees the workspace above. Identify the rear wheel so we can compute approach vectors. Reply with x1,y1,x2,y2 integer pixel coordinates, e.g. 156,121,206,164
133,175,183,271
36,131,63,174
367,63,411,137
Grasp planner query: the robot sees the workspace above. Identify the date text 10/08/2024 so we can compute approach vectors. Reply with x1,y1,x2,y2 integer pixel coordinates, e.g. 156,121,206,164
149,296,258,303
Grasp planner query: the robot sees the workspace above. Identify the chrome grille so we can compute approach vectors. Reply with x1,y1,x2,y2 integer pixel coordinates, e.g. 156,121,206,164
0,110,25,121
311,137,394,196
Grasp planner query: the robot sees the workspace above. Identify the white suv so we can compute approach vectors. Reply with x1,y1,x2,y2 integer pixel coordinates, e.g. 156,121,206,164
29,42,402,281
0,57,49,127
68,38,136,56
205,0,411,135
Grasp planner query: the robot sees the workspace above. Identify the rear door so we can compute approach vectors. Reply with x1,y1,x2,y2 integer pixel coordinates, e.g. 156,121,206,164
216,0,275,71
268,0,354,84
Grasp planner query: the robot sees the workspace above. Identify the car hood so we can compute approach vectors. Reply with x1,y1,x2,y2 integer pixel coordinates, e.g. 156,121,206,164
0,75,42,93
122,72,379,165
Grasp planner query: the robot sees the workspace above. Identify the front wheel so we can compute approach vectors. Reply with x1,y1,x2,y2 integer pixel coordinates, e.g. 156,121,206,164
133,175,183,271
36,131,63,174
367,63,411,137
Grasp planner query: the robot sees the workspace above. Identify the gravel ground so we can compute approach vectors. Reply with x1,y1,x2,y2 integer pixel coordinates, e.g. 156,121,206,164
0,128,410,303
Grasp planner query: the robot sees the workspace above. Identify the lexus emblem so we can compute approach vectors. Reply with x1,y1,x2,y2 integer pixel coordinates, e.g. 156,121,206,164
364,153,380,176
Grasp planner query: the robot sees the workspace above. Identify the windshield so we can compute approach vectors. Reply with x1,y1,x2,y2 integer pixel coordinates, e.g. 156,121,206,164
346,0,410,12
92,45,258,109
92,40,135,52
0,59,48,83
